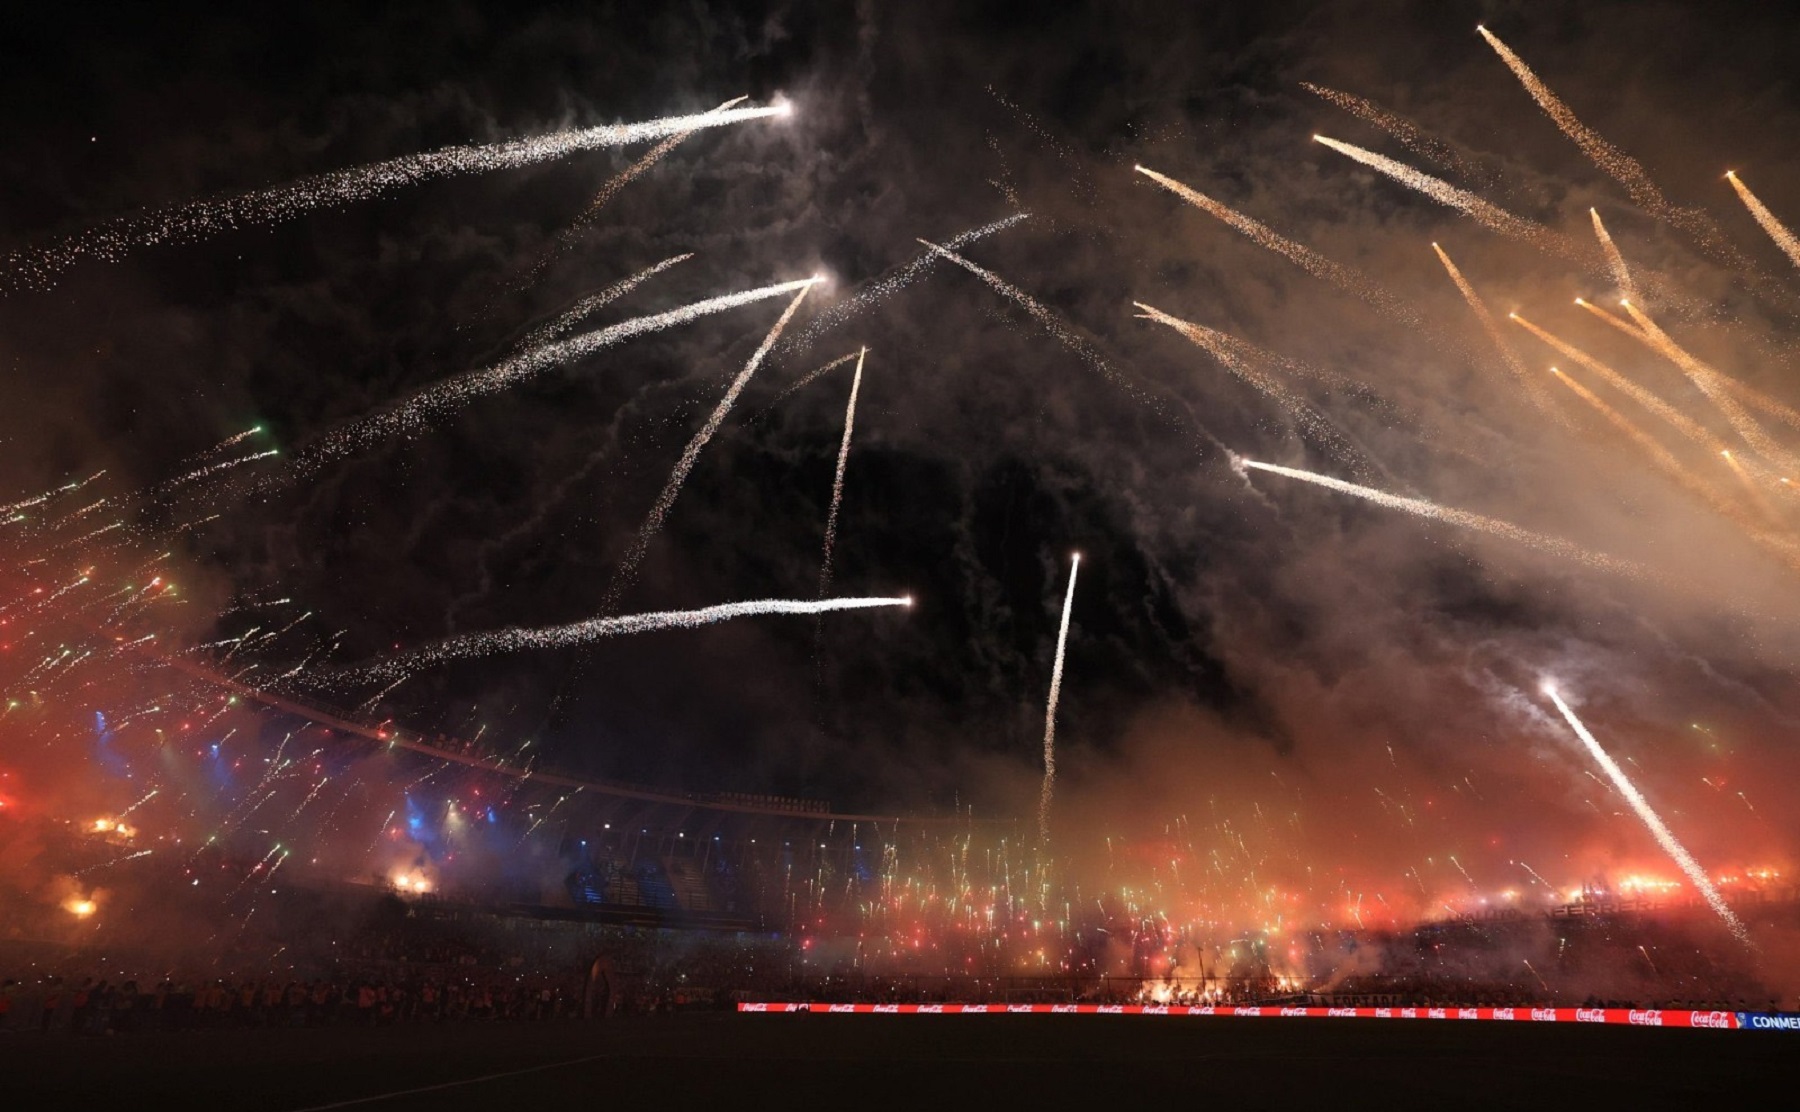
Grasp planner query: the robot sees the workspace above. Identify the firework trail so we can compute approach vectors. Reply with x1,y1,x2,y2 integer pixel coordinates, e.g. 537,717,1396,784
289,276,817,474
1134,302,1378,478
1315,136,1585,265
779,214,1030,356
1430,244,1559,417
514,254,692,351
1040,553,1080,846
517,97,746,287
1725,171,1800,273
1134,165,1422,328
1478,27,1750,267
1511,313,1725,454
1543,684,1748,943
1549,369,1798,566
605,282,817,599
339,595,912,684
1236,457,1654,580
1589,208,1639,301
1717,373,1800,437
817,348,867,598
764,350,863,414
156,449,280,494
2,103,787,293
1301,84,1495,187
1617,300,1800,472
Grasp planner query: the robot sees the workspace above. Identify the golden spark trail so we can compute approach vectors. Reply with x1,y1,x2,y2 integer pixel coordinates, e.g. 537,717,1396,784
1316,136,1582,264
818,348,866,598
343,595,913,683
2,103,788,293
1543,684,1749,943
1590,209,1639,301
1618,300,1800,472
1135,302,1376,477
1040,554,1080,846
607,281,817,597
1479,27,1747,265
767,350,863,411
1512,313,1739,463
1431,244,1558,416
290,276,817,474
1717,374,1800,437
1134,164,1421,327
1726,172,1800,272
1238,457,1654,580
1549,369,1799,567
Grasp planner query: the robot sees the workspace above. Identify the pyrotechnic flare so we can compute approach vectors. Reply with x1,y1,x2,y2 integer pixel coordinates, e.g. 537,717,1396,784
1133,165,1422,328
1040,554,1080,846
156,449,280,493
1717,373,1800,436
1589,209,1639,301
1725,171,1800,273
1134,302,1378,478
1542,683,1749,943
2,103,787,293
340,595,912,683
290,276,817,474
1301,84,1491,186
1315,136,1582,264
1431,244,1559,417
781,215,1030,355
1237,457,1654,580
1478,27,1748,266
817,348,867,598
606,281,818,597
1617,300,1800,472
514,254,693,350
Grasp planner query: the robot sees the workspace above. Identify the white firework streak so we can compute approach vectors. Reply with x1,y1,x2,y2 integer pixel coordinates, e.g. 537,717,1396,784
780,214,1030,355
1237,457,1655,581
1039,554,1080,845
1135,165,1424,328
1479,27,1747,265
817,348,867,597
345,596,912,684
156,449,280,494
1135,302,1378,478
1544,685,1749,943
291,276,817,473
3,103,786,292
515,253,693,350
607,282,817,596
1315,136,1588,267
1431,243,1560,418
1301,84,1495,188
1726,172,1800,273
767,350,862,411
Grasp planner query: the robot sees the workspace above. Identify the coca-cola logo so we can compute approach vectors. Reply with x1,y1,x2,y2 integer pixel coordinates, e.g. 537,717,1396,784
1007,1005,1033,1013
962,1005,988,1013
1143,1005,1169,1014
828,1004,855,1012
873,1004,898,1013
1098,1005,1123,1014
1375,1008,1393,1018
1401,1008,1418,1019
1531,1009,1557,1022
1327,1008,1357,1017
1492,1008,1515,1021
1051,1004,1078,1013
1689,1011,1731,1029
1457,1008,1479,1020
1188,1006,1216,1015
1628,1010,1663,1026
918,1004,943,1013
1576,1008,1606,1023
1234,1007,1262,1016
741,1003,767,1012
1427,1008,1447,1019
1280,1007,1308,1016
783,1003,806,1012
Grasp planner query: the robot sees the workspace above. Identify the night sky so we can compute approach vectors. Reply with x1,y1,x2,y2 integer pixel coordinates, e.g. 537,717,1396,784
4,0,1800,912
